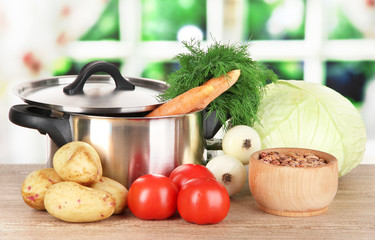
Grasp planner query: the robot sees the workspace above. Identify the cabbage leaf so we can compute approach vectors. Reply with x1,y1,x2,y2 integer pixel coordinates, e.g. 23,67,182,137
254,80,367,177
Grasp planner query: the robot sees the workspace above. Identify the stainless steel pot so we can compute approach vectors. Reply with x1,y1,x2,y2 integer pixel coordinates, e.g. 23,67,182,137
9,61,223,188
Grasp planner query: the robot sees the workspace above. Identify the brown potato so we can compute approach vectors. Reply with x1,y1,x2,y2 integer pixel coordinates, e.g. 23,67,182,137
90,177,128,214
44,181,116,222
53,141,102,185
21,168,63,210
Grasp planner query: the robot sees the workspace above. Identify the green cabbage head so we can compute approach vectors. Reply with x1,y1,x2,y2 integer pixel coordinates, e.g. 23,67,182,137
253,80,367,177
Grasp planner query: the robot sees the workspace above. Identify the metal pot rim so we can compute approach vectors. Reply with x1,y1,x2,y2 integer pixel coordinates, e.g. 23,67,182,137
61,108,204,120
13,75,168,115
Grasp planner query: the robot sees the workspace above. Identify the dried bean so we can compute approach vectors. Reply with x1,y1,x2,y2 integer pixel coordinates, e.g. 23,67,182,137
258,151,327,167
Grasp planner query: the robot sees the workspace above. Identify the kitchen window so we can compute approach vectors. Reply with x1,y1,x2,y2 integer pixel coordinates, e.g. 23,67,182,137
2,0,374,163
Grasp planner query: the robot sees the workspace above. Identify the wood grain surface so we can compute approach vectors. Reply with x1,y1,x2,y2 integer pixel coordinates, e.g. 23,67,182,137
0,164,374,240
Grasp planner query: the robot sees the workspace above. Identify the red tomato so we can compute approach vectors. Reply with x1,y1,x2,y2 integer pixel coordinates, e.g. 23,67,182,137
169,164,216,189
177,178,230,224
127,174,178,220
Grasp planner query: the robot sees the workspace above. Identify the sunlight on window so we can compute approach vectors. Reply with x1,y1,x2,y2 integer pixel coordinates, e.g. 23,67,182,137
177,25,204,42
266,0,304,36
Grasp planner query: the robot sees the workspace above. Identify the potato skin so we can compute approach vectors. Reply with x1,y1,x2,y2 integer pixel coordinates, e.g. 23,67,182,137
44,181,115,222
21,168,63,210
90,177,128,214
53,141,102,185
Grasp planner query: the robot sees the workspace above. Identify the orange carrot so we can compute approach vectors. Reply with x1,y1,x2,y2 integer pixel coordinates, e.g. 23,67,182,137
146,85,215,117
146,69,241,117
202,69,241,103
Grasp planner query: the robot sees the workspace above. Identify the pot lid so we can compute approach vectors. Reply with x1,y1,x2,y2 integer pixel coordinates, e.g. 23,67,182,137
13,61,168,115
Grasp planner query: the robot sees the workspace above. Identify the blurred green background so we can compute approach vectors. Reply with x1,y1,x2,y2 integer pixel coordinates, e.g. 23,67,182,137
52,0,375,108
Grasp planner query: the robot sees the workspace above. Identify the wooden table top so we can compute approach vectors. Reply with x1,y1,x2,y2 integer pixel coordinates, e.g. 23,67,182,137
1,164,374,240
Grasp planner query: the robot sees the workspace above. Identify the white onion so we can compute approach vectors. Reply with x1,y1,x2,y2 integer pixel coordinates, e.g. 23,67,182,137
206,155,247,196
222,125,261,165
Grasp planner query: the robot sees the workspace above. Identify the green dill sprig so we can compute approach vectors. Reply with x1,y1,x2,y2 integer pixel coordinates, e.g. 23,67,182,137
160,39,278,128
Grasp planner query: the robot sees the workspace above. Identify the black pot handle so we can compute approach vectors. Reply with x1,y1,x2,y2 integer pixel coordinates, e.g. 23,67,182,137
9,104,72,147
63,61,135,95
202,109,231,139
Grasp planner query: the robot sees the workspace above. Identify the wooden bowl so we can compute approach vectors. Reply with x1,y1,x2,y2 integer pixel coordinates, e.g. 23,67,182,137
249,148,338,217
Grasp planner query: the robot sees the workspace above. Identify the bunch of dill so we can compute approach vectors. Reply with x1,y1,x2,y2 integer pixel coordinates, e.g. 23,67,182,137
159,40,278,128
